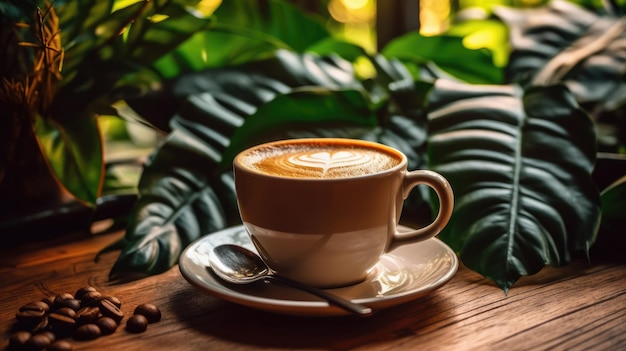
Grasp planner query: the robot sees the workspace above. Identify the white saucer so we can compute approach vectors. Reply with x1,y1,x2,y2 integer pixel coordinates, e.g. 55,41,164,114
179,225,458,317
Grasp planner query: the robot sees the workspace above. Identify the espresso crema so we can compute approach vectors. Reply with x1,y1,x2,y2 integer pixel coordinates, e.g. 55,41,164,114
238,140,402,179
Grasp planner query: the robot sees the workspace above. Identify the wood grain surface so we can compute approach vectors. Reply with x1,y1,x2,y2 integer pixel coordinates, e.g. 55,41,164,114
1,229,625,351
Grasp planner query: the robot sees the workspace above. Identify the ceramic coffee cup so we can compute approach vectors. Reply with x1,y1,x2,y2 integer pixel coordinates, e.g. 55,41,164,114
233,138,454,288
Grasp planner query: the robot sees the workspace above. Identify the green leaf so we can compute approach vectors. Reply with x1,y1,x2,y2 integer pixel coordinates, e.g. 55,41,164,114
592,175,626,261
109,51,431,279
154,0,330,77
427,79,601,292
382,32,504,84
494,0,626,111
307,38,370,62
601,175,626,221
444,18,510,68
109,127,232,279
128,49,361,131
123,1,213,65
219,88,377,168
35,113,103,207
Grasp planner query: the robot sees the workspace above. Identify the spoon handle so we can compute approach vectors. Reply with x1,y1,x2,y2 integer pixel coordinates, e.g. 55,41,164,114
267,275,373,316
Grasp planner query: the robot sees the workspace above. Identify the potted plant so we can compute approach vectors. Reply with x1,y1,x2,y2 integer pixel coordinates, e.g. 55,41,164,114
0,0,212,240
101,0,626,292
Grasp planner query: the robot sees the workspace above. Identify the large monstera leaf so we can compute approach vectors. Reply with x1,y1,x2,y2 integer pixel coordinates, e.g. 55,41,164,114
108,50,430,279
427,79,601,292
494,0,626,117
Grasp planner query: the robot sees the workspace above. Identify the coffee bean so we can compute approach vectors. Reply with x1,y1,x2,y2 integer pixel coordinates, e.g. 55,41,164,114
102,295,122,309
96,316,118,335
48,340,73,351
14,317,48,334
79,291,102,307
98,298,124,323
35,330,56,343
54,307,76,318
74,323,101,340
19,301,50,314
8,331,31,349
36,319,51,334
26,332,53,350
41,295,56,308
15,308,46,324
48,312,76,336
10,286,158,347
125,314,148,333
75,306,100,325
57,298,81,311
53,293,74,305
75,286,98,301
134,303,161,323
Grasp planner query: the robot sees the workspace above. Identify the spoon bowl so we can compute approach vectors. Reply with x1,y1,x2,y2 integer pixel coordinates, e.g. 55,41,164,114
208,244,373,316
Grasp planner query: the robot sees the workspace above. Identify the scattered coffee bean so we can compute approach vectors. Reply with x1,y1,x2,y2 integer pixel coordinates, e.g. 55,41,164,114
48,339,73,351
102,295,122,309
74,286,97,301
9,287,161,350
26,331,53,350
54,293,74,305
134,303,161,323
74,306,100,325
98,298,124,323
57,298,81,311
41,295,56,308
17,317,49,334
38,330,56,343
8,330,31,349
54,307,76,318
15,307,46,322
74,323,101,340
96,317,118,335
48,312,76,336
15,308,47,331
126,314,148,333
19,301,50,314
79,290,102,307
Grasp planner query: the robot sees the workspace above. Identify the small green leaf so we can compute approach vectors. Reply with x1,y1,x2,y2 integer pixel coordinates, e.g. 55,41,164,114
428,79,601,291
35,113,103,207
382,32,503,84
154,0,330,77
307,38,370,62
601,175,626,221
592,175,626,261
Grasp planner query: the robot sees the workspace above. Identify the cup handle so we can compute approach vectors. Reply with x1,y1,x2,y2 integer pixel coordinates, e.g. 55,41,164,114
389,170,454,250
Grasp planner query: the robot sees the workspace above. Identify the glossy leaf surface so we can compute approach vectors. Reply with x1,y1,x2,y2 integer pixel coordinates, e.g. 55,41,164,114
154,0,329,77
382,33,504,84
35,113,103,207
494,0,626,113
427,79,601,291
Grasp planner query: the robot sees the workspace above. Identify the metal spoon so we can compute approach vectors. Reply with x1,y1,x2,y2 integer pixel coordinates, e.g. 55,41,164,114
208,244,373,316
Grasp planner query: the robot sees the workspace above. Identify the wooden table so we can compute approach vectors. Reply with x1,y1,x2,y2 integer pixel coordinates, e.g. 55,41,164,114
1,228,625,351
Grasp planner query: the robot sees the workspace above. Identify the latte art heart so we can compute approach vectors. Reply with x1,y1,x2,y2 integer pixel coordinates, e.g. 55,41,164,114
288,151,372,174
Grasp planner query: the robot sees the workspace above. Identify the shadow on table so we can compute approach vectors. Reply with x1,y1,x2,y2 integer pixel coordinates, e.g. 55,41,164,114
169,283,449,350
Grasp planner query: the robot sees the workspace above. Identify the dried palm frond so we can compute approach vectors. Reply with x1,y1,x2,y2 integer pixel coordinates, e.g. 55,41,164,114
1,1,63,122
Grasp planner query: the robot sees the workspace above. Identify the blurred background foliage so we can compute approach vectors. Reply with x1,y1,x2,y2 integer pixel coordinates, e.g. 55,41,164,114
103,0,623,167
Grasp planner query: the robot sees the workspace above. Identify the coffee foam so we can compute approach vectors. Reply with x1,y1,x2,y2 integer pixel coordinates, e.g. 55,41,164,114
239,142,401,179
